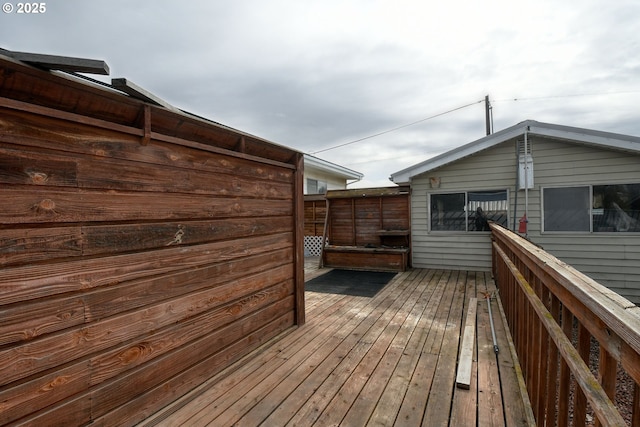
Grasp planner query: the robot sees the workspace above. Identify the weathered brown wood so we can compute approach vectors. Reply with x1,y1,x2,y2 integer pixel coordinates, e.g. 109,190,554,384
322,187,410,272
143,268,530,426
1,217,292,268
261,270,422,427
92,312,294,426
0,296,85,346
0,106,294,182
0,362,90,425
476,291,507,425
0,226,83,267
0,279,293,388
456,297,478,389
0,56,298,164
493,274,534,426
0,232,293,305
422,271,468,426
157,286,375,426
323,246,410,272
0,53,303,426
492,225,630,427
294,151,305,326
0,187,293,224
450,276,479,427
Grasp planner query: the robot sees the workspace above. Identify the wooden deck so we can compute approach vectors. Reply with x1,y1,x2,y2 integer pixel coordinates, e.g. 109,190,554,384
141,261,532,426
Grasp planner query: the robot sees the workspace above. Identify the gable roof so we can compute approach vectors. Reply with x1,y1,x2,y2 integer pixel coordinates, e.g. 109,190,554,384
390,120,640,184
304,154,364,181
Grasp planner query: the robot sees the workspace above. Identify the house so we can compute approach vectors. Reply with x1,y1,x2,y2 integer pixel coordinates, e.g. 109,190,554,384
390,120,640,303
0,50,304,425
303,154,363,195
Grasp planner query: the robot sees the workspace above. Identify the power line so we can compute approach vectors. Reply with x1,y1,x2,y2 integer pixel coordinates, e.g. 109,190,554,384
310,98,484,154
493,89,640,103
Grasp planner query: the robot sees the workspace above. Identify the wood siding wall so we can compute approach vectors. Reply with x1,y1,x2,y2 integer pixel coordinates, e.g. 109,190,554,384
327,193,410,247
304,196,326,237
0,58,304,425
410,136,640,303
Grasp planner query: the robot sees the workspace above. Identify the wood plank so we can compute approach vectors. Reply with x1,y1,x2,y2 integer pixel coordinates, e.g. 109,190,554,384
0,362,90,425
0,145,78,186
0,107,294,183
213,270,418,426
476,282,506,426
450,274,478,426
422,271,468,427
85,252,293,322
0,296,85,346
284,270,431,426
89,281,294,386
185,272,416,424
139,268,531,427
393,270,454,425
364,270,444,426
93,313,294,426
494,283,535,426
0,226,82,267
156,288,373,426
0,186,293,224
82,217,292,256
456,297,478,389
0,281,293,387
0,232,292,305
89,297,295,420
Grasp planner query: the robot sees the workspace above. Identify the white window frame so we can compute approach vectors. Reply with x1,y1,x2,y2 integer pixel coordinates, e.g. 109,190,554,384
428,189,509,233
542,183,640,233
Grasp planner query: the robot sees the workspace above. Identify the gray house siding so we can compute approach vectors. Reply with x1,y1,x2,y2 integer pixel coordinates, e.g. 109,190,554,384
409,134,640,303
411,141,517,271
532,138,640,302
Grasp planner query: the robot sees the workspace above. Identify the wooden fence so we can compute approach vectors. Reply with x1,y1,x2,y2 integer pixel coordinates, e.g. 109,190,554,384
490,223,640,426
0,54,304,426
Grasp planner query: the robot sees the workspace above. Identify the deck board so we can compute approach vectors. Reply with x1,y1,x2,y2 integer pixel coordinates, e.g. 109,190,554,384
142,265,532,427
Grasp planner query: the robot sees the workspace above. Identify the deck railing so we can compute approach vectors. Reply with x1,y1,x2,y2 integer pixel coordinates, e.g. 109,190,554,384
490,223,640,427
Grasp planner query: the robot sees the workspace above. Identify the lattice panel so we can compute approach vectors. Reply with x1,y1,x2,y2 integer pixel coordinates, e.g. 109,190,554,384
304,236,328,256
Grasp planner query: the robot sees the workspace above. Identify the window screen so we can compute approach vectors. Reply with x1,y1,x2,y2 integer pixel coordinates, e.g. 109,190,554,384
543,187,590,231
468,190,508,231
593,184,640,232
430,193,466,231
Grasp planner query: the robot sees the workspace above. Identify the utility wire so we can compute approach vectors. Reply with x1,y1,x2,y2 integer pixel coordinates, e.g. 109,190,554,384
493,89,640,103
310,99,484,154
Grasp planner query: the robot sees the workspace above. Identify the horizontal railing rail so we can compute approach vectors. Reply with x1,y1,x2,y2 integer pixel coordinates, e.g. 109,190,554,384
490,223,640,427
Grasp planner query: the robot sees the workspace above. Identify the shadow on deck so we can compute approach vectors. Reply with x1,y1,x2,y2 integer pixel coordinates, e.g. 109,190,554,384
142,261,532,426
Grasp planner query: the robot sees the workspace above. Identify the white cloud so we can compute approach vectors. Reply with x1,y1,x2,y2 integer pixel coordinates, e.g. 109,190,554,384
1,0,639,188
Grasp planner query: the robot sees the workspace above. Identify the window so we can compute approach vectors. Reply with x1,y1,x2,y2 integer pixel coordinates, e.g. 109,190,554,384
593,184,640,232
430,190,508,231
543,184,640,232
306,178,327,195
543,186,590,231
431,193,465,231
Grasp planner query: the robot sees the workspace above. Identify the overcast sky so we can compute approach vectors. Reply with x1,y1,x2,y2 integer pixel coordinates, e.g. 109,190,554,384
2,0,639,187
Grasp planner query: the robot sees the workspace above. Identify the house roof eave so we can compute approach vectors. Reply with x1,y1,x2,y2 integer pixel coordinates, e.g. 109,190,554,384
390,120,640,184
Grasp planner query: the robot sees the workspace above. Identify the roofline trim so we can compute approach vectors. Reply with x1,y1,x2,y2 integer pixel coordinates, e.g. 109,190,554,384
390,120,640,184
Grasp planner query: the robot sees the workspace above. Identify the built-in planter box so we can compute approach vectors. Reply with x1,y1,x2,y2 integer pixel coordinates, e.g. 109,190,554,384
322,245,410,272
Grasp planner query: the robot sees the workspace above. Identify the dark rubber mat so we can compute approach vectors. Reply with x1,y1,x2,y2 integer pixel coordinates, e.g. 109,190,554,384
305,269,397,297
